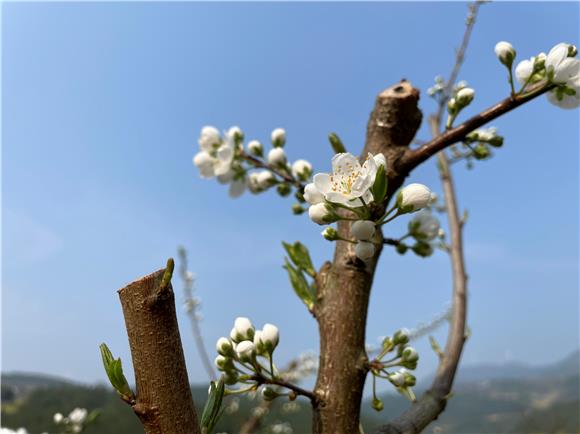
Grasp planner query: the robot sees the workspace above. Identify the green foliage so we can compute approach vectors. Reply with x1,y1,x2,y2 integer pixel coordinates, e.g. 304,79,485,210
99,343,134,402
371,164,388,204
200,377,225,434
282,242,315,277
283,258,315,311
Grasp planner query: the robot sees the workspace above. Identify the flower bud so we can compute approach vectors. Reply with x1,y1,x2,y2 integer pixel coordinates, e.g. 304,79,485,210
261,386,279,401
292,204,305,215
352,220,376,241
216,337,234,356
247,172,262,194
277,183,292,197
198,126,221,150
396,243,408,255
303,183,324,205
388,371,405,387
402,346,419,363
234,317,255,341
261,323,280,352
381,336,394,353
373,153,387,168
494,41,516,67
224,370,239,385
308,203,337,225
472,144,491,160
235,340,255,363
228,126,244,144
54,413,64,424
403,371,417,387
372,397,384,412
253,330,265,355
291,159,313,181
412,241,434,257
456,87,475,107
215,355,233,371
322,227,339,241
248,140,263,157
397,183,432,213
268,147,287,166
271,128,286,147
393,328,410,345
257,170,276,189
355,241,375,261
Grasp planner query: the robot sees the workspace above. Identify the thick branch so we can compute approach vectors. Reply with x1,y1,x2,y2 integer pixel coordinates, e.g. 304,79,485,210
311,81,423,434
118,268,200,434
399,82,554,172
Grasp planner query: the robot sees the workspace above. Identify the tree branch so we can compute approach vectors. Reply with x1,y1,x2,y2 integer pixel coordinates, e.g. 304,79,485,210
118,266,200,434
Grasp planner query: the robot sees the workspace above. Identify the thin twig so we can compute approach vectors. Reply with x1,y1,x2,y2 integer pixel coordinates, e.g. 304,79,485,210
239,151,304,189
177,246,217,381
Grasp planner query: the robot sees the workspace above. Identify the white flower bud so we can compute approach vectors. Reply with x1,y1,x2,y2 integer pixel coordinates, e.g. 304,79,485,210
291,159,313,180
53,413,64,424
193,151,215,179
215,355,230,371
494,41,516,67
69,408,88,424
355,241,375,261
261,323,279,351
198,126,221,151
271,128,286,147
235,340,255,363
456,87,475,107
351,220,376,241
373,153,387,168
248,140,263,156
388,371,405,387
393,328,410,345
227,126,243,142
304,183,324,205
397,183,432,213
253,330,265,354
261,386,278,401
248,172,261,193
257,170,276,189
216,337,234,356
234,317,255,341
268,147,287,166
402,346,419,362
308,203,333,225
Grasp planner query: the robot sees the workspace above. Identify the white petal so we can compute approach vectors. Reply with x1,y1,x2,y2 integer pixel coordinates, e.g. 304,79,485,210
515,59,533,85
547,89,580,109
313,173,332,194
304,183,324,204
553,58,580,85
331,152,360,173
546,43,570,72
193,152,215,178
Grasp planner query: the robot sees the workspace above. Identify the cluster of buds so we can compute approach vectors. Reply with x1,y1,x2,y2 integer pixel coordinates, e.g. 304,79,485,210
369,328,420,410
391,209,444,258
459,127,504,163
495,41,579,109
216,317,295,402
193,126,314,207
53,408,98,433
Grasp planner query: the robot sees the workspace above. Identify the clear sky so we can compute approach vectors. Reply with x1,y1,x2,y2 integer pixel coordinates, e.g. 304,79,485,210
2,1,578,394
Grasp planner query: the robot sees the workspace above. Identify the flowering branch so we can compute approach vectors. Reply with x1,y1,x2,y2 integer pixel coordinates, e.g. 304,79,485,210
239,150,304,190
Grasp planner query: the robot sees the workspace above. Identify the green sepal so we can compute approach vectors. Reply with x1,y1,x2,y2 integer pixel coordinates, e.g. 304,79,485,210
328,132,347,154
371,164,388,204
200,376,225,434
283,259,315,310
282,241,316,277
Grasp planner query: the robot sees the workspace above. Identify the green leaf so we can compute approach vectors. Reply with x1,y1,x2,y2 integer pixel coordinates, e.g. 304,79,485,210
371,164,388,203
282,242,316,277
99,343,134,400
328,132,347,154
201,377,225,433
283,259,315,310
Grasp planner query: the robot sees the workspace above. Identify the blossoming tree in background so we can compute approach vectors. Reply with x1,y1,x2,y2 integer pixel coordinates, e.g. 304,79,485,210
100,2,579,433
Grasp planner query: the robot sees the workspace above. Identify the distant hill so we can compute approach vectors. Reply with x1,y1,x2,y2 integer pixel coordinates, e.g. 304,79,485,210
2,351,579,434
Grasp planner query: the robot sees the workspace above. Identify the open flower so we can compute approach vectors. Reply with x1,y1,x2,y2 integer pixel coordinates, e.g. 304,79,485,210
313,152,378,207
546,43,579,85
193,126,235,179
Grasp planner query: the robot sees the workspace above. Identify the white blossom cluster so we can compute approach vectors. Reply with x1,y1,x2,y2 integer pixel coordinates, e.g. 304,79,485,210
496,41,579,109
216,317,284,399
53,408,89,433
193,126,314,201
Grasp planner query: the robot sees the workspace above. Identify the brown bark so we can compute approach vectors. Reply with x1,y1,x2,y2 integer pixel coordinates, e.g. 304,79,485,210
119,268,200,434
311,81,422,434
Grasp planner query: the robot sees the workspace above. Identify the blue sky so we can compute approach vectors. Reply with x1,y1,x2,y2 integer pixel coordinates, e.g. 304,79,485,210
2,1,578,395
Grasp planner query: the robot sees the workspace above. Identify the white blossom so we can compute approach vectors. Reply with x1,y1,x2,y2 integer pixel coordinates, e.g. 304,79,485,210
494,41,516,66
227,126,243,142
373,153,387,169
515,58,534,84
68,408,88,424
402,347,419,362
216,337,233,355
409,210,440,241
235,340,255,362
193,126,235,178
271,128,286,147
545,43,580,109
54,412,64,423
313,152,379,207
351,220,376,241
198,126,221,151
397,183,432,213
355,241,375,261
268,147,287,166
291,159,313,180
455,87,475,106
547,85,580,109
248,172,261,193
303,183,324,204
388,370,406,387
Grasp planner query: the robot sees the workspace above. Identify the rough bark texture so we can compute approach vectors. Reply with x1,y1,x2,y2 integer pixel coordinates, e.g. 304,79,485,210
311,81,422,434
119,268,200,434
